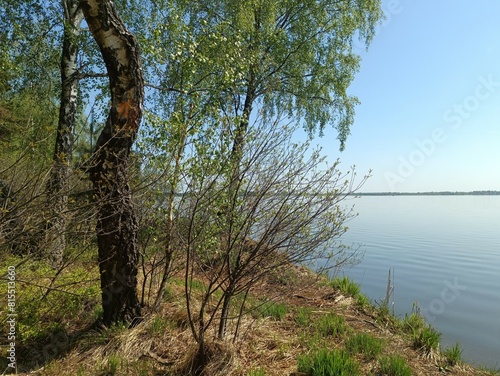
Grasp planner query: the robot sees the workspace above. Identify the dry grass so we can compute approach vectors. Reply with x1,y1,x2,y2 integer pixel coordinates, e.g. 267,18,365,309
14,263,494,376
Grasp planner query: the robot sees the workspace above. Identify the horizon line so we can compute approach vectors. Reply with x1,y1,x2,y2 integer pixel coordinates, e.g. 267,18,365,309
353,190,500,195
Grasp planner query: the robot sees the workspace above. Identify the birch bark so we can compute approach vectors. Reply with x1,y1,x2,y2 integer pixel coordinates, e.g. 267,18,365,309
80,0,143,325
46,0,84,267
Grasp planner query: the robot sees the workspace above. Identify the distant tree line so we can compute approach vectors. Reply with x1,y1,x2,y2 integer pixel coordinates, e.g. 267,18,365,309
355,191,500,196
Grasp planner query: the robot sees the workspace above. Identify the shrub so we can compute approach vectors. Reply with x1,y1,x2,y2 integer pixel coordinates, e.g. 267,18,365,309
297,348,359,376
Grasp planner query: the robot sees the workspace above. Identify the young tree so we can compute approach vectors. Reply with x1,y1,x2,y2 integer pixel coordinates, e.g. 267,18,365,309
180,117,367,373
80,0,144,325
46,0,85,268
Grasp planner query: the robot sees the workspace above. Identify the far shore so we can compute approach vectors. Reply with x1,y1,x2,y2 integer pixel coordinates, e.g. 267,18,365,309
353,190,500,196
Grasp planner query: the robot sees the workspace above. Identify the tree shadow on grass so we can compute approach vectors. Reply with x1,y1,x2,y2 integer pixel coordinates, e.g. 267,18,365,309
2,321,98,373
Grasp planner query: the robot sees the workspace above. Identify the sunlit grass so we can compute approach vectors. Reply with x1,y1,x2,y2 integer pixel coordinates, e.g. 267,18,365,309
412,324,441,352
295,307,313,327
345,333,384,360
443,342,463,366
329,276,361,297
297,348,359,376
314,312,346,337
254,301,288,321
378,355,412,376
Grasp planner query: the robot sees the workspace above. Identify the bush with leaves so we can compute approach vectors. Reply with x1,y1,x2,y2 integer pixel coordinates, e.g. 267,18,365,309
175,116,367,371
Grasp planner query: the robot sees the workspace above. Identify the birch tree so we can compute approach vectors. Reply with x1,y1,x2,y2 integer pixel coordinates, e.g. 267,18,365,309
142,0,382,162
80,0,144,325
45,0,85,268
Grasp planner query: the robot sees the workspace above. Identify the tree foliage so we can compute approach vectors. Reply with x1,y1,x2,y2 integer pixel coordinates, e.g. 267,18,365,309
131,0,382,151
1,0,380,343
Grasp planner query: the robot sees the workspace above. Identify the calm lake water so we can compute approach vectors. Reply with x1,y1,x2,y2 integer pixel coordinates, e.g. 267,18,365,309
337,195,500,368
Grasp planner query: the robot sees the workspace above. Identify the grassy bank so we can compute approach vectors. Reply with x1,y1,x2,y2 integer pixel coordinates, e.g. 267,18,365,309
1,256,498,375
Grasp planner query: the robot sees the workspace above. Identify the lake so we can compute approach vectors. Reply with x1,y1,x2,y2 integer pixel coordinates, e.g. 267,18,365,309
337,195,500,369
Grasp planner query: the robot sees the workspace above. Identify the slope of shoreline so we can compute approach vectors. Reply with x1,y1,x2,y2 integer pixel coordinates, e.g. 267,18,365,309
6,262,496,376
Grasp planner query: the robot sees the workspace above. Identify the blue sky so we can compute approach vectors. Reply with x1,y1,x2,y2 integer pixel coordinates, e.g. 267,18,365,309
308,0,500,192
